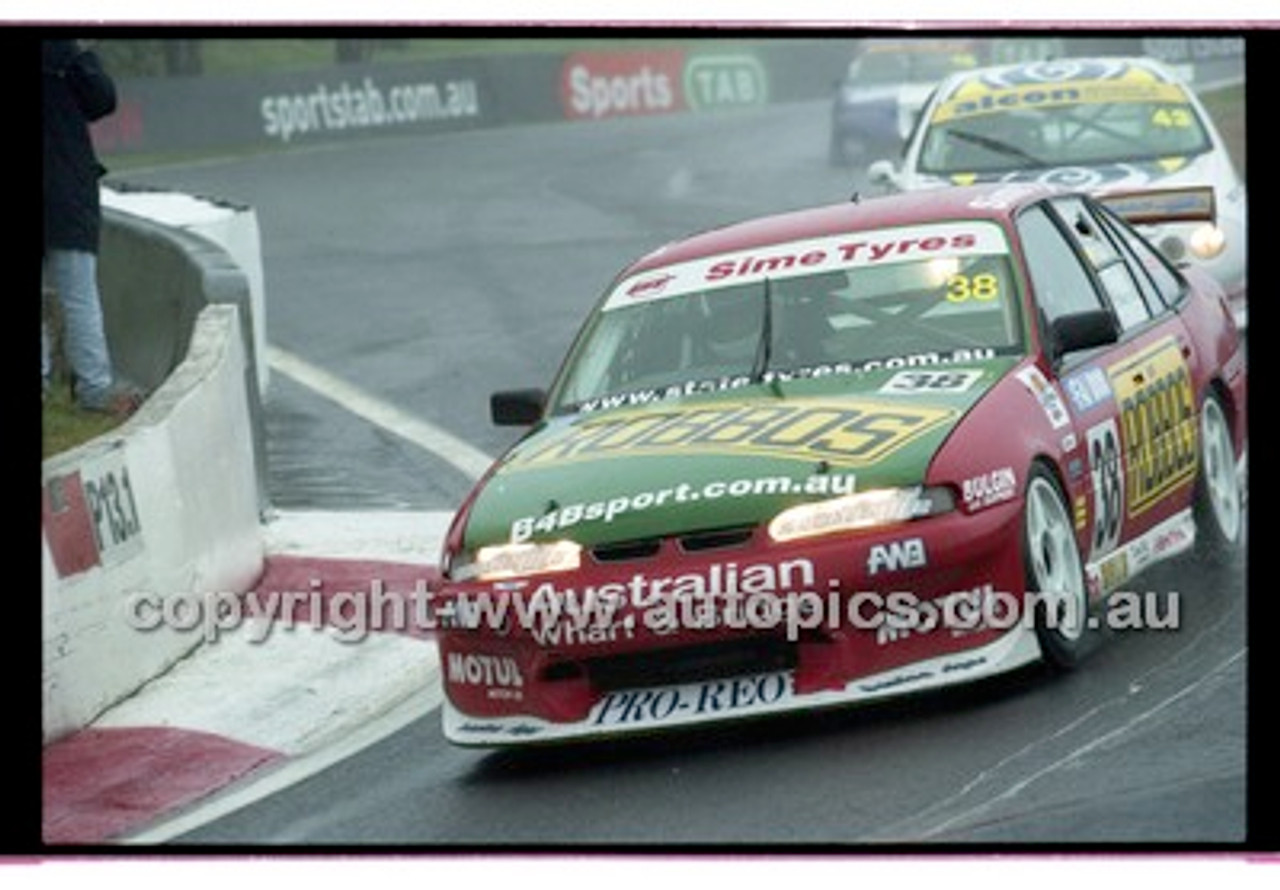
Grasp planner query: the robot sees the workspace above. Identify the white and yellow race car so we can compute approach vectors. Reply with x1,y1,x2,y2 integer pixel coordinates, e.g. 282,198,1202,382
869,56,1247,329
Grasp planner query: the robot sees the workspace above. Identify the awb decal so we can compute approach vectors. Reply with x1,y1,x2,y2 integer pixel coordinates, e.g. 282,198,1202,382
1107,337,1197,517
867,538,927,575
508,399,957,470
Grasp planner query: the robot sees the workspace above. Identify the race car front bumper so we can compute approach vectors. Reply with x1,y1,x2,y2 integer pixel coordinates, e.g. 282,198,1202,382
443,622,1042,745
437,497,1041,745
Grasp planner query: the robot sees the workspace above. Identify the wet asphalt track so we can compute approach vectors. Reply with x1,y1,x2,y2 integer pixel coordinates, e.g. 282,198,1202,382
118,97,1258,847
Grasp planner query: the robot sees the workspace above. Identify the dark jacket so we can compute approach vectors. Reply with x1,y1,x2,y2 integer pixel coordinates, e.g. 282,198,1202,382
43,39,117,254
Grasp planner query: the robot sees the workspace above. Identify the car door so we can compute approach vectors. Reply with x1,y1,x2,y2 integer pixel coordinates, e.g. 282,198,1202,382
1016,196,1199,596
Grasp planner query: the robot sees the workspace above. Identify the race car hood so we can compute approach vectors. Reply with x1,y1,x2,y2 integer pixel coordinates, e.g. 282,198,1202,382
462,358,1019,550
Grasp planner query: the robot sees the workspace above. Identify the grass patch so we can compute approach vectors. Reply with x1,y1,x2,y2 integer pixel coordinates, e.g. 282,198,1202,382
41,297,135,460
42,383,130,460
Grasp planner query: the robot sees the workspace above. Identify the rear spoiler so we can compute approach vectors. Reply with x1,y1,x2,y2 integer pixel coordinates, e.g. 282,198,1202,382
1097,185,1216,225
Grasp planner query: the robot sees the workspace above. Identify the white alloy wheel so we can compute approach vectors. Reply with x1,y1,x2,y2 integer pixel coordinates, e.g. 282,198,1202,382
1024,466,1089,668
1199,395,1242,547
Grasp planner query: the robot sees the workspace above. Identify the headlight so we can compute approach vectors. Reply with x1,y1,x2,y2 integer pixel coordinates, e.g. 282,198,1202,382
456,540,582,581
1188,223,1227,259
767,485,954,543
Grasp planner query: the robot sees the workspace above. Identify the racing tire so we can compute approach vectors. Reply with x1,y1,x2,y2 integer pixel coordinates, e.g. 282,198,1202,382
1022,462,1090,671
1192,389,1243,562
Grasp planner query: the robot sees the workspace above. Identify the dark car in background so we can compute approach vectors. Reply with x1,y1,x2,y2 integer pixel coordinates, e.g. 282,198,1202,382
829,38,981,166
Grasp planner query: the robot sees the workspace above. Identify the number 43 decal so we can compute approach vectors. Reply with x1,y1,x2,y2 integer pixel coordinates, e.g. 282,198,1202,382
1087,418,1125,557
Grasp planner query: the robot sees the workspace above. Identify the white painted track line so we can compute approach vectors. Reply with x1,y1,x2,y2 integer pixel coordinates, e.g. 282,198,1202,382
267,345,495,481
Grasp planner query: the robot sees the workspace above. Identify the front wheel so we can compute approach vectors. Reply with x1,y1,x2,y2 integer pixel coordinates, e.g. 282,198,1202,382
1193,390,1243,561
1022,463,1090,670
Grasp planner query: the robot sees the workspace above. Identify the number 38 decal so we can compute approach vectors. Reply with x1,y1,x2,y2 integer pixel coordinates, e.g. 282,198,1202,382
880,369,984,394
945,273,1001,303
1086,418,1124,556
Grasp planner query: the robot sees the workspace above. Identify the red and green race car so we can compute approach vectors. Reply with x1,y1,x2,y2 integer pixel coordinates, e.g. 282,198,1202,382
432,181,1247,746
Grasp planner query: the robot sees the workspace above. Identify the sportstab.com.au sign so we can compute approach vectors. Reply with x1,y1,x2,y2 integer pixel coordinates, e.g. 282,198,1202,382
260,76,482,143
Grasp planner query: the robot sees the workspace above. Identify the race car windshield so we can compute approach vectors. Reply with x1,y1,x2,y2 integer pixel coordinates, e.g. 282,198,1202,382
918,94,1214,175
550,251,1024,414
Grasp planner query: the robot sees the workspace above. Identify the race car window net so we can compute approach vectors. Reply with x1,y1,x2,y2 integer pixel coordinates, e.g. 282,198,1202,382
1092,203,1188,311
1053,195,1153,331
551,253,1024,412
917,91,1214,175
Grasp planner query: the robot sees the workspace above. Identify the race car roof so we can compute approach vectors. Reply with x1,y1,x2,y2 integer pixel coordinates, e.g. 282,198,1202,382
928,55,1188,108
621,182,1054,278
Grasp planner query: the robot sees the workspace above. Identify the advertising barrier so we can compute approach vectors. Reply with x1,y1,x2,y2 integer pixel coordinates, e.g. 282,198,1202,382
93,38,1242,159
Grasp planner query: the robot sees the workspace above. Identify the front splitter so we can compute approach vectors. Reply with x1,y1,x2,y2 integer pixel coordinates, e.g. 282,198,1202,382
443,622,1043,746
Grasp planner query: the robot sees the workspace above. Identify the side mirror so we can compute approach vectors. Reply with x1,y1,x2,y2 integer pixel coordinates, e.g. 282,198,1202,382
1049,308,1119,362
867,159,897,189
491,388,546,426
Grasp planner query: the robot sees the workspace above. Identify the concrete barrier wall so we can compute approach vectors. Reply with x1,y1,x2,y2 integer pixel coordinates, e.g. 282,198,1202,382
44,186,272,743
101,186,270,396
96,210,205,393
97,193,270,514
42,304,264,743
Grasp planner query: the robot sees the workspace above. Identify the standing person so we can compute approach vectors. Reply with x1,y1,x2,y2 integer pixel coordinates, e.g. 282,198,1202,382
42,38,141,416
